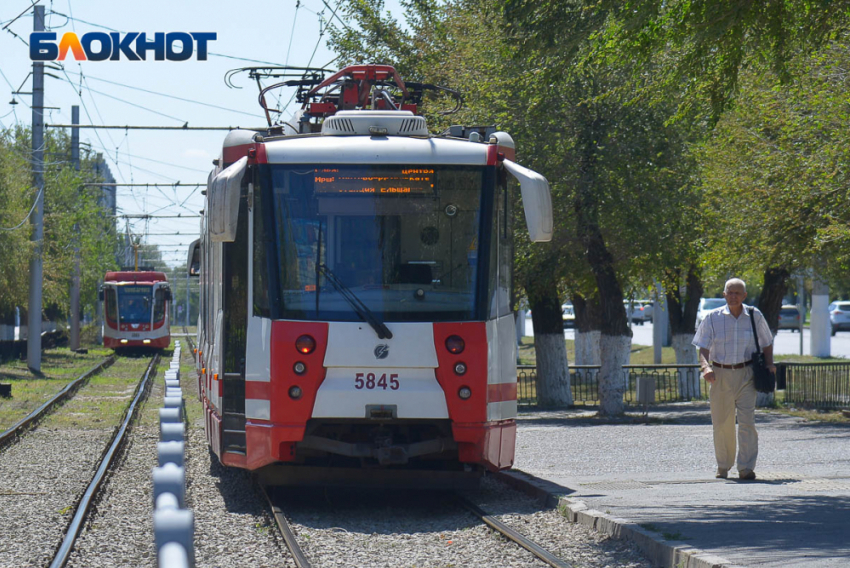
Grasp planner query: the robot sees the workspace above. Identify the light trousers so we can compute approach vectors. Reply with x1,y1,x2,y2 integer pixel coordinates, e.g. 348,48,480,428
709,365,758,472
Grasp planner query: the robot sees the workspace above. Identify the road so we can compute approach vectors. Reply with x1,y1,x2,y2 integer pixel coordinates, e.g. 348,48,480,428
524,318,850,358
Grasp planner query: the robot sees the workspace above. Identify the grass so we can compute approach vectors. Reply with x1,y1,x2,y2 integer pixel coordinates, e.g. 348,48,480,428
518,337,680,366
0,347,112,431
773,407,850,423
43,353,154,429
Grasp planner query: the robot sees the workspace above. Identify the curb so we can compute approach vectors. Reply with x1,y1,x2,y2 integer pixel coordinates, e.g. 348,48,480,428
495,470,745,568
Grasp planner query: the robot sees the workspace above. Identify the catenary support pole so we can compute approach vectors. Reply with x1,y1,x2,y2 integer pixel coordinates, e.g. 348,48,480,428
797,273,804,355
652,281,668,364
810,274,830,357
27,5,46,372
185,271,190,327
70,106,81,351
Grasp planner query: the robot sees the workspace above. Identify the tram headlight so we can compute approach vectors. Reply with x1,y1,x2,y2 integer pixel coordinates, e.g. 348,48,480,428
295,335,316,355
293,361,306,375
445,335,465,355
120,339,128,344
288,386,303,400
458,386,472,400
454,362,467,375
143,339,151,344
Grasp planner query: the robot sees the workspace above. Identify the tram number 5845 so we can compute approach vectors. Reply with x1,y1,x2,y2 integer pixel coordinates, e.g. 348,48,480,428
355,372,399,390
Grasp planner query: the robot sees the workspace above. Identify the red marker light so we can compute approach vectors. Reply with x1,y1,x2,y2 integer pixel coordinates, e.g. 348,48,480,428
295,335,316,354
445,335,465,355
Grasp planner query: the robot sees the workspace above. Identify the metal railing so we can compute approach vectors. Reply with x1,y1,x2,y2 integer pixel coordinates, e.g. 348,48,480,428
783,362,850,408
518,362,850,408
517,364,707,407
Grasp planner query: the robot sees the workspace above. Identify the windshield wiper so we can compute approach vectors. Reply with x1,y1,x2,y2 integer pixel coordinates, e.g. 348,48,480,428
317,264,393,340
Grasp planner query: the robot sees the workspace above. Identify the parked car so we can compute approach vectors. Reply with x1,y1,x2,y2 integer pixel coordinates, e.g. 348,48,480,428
778,305,801,331
624,300,651,325
829,301,850,336
562,304,575,328
696,298,727,326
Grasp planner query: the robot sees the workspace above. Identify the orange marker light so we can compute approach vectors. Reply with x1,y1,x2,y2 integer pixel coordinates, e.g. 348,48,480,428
214,373,218,381
295,335,316,354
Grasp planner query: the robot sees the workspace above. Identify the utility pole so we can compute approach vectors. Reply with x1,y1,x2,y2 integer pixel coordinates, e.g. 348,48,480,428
810,273,830,357
70,106,81,351
185,271,190,327
27,5,46,372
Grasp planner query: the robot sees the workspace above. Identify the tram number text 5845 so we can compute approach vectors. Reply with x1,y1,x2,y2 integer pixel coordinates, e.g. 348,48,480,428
355,372,399,390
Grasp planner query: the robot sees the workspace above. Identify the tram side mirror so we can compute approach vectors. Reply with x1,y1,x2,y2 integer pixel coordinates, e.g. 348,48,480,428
188,239,200,277
209,156,247,243
164,288,173,302
97,285,104,302
502,159,553,242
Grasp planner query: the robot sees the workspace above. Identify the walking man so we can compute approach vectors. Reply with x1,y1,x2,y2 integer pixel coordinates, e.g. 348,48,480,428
692,278,775,480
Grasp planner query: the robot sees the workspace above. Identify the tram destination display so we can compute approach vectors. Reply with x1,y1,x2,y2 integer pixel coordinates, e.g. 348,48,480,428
313,167,435,195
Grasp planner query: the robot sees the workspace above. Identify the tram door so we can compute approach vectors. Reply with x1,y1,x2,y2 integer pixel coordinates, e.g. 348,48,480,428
220,187,249,453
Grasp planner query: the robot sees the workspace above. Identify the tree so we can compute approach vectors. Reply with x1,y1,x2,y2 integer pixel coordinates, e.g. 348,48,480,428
503,0,850,123
695,37,850,331
0,125,120,329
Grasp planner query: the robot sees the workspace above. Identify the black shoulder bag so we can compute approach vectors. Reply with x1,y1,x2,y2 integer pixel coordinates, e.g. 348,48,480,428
749,307,776,394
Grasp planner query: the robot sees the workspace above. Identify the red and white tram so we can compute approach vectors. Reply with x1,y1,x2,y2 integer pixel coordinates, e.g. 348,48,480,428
100,270,172,350
190,65,552,474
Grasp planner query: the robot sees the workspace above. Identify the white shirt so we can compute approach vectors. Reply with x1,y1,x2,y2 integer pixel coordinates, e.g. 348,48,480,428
692,304,773,365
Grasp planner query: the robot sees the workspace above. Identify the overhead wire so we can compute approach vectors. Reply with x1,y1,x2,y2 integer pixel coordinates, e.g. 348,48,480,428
60,70,263,119
278,0,340,118
276,0,301,111
0,186,43,231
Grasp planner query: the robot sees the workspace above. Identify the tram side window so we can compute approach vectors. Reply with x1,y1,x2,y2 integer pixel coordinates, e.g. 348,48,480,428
498,175,514,317
105,288,118,322
253,178,271,318
154,288,166,322
488,172,512,319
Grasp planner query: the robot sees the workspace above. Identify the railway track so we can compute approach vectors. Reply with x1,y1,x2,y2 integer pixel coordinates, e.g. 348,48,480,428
0,356,115,451
262,482,580,568
0,354,159,567
47,354,159,567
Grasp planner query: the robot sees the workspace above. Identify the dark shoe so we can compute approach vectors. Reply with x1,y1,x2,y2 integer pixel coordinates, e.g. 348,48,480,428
715,468,728,479
739,469,756,480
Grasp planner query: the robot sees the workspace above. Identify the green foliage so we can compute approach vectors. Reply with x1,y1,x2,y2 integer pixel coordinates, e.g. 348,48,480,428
0,125,120,322
696,36,850,280
503,0,850,123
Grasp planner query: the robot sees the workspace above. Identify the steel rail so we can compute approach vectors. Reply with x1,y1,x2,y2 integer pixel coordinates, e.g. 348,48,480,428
0,357,115,451
49,355,160,568
455,494,574,568
262,485,313,568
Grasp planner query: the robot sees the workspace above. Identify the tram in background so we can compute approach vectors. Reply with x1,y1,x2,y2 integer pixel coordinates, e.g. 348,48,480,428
100,270,172,350
189,65,552,477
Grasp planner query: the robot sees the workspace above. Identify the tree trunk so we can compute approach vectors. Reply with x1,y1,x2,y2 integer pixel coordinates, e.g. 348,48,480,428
574,107,631,416
672,333,700,397
572,295,601,365
665,265,703,398
757,267,790,334
599,335,630,415
528,276,573,407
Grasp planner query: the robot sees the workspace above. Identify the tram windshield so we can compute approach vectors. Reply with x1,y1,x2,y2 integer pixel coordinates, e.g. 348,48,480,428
257,164,491,322
117,285,153,323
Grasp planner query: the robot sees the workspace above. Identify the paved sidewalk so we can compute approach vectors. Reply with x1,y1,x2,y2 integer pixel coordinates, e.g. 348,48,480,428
513,404,850,567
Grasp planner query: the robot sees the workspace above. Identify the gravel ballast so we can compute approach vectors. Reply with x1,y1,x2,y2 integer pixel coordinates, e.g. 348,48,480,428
0,356,151,568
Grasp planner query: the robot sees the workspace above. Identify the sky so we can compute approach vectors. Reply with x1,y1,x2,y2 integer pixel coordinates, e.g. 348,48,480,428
0,0,407,267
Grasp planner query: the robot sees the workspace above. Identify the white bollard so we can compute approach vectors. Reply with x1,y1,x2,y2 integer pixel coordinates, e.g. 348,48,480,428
160,422,184,442
157,441,185,467
159,407,182,424
154,510,194,567
152,463,185,507
157,541,190,568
